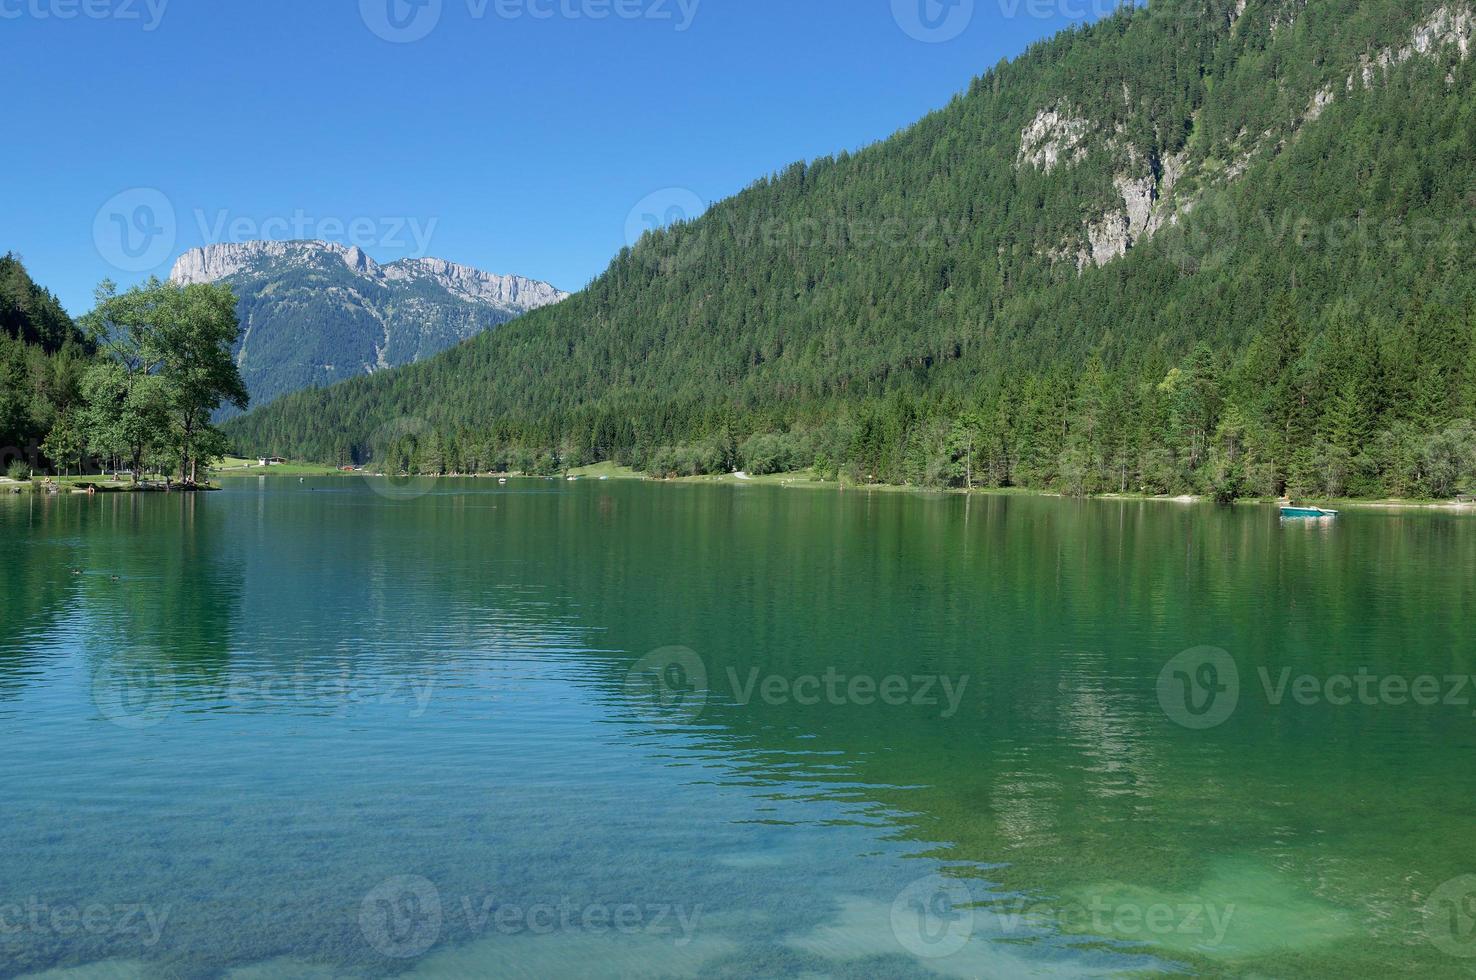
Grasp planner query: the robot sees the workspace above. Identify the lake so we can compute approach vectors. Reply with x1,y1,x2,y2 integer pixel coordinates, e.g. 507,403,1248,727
3,478,1475,977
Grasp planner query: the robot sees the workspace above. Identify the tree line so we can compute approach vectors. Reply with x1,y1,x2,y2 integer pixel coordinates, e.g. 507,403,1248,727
315,288,1476,500
1,254,247,485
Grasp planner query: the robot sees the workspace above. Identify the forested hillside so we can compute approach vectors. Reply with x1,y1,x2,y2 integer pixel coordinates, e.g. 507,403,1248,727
225,0,1476,499
0,254,89,464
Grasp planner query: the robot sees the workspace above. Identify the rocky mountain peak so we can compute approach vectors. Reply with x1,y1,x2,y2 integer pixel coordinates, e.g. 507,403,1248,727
164,240,569,418
169,240,569,310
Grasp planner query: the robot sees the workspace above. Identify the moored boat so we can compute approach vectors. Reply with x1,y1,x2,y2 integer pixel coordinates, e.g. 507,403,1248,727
1281,504,1339,518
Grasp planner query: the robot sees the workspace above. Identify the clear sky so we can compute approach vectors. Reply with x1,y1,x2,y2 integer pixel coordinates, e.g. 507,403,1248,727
3,0,1121,314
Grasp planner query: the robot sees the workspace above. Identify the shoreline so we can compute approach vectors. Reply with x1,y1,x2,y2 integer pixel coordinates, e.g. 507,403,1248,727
146,462,1476,512
1,478,221,495
641,470,1476,511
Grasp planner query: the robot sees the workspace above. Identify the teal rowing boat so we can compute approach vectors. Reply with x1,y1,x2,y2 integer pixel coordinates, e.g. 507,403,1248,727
1281,505,1339,518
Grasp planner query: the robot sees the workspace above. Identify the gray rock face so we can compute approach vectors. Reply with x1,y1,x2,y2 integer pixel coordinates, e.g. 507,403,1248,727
1082,151,1187,269
1033,2,1475,273
381,256,567,308
1017,106,1090,174
171,241,567,312
1348,4,1472,90
168,240,569,417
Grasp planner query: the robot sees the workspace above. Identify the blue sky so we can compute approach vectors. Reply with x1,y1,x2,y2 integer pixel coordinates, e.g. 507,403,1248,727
3,0,1119,313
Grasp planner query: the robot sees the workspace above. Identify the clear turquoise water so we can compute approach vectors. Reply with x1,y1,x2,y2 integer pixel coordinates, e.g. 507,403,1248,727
3,480,1476,977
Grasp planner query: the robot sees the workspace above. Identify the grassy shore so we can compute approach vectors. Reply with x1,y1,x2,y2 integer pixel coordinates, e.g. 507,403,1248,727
34,455,1466,511
211,456,348,477
566,461,644,480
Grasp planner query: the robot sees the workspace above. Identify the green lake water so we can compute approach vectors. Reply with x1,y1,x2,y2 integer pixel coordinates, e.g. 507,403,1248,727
3,478,1476,977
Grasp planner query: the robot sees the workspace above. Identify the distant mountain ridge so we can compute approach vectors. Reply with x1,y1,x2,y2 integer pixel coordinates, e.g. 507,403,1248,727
169,241,567,415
